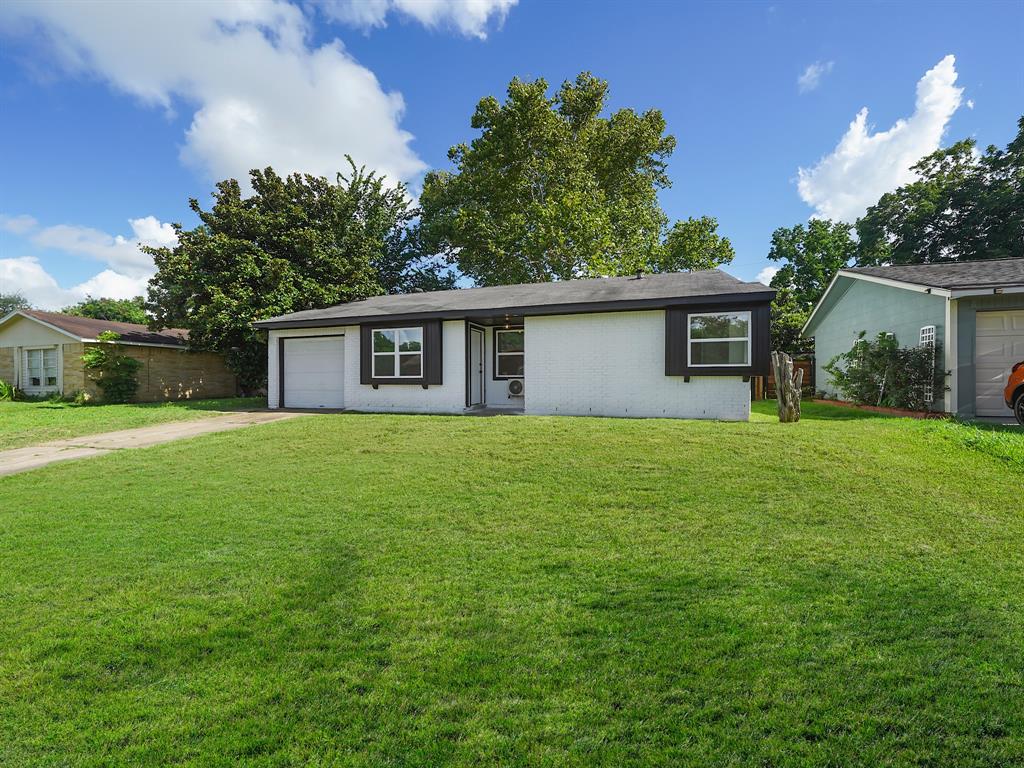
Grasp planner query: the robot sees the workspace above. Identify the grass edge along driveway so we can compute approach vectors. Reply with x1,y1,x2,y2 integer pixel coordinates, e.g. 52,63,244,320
0,397,262,451
0,402,1021,766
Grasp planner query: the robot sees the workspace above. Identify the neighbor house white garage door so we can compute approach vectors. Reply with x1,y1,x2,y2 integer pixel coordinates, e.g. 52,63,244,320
975,309,1024,417
282,336,345,409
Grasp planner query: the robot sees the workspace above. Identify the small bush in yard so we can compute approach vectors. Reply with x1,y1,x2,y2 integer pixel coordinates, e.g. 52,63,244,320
0,379,18,401
826,331,946,411
82,331,142,404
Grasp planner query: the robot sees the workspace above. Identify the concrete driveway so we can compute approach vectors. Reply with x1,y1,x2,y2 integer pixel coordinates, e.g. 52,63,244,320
0,411,304,478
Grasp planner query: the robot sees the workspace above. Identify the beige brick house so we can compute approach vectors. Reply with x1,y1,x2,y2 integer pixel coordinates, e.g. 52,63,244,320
0,310,236,402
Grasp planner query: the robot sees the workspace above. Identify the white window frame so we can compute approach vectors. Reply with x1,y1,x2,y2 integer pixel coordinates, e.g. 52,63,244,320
22,345,62,392
494,328,525,379
687,311,752,368
371,327,423,379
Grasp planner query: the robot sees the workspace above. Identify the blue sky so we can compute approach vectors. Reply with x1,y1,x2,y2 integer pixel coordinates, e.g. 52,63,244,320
1,0,1021,309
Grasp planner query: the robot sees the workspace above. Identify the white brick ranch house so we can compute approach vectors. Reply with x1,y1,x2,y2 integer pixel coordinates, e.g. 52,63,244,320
254,270,775,420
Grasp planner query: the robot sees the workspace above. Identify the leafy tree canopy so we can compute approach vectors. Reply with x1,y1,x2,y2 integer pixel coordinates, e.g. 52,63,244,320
856,116,1024,265
655,216,735,273
419,72,731,285
766,219,856,354
1,292,31,316
62,296,148,325
146,160,452,389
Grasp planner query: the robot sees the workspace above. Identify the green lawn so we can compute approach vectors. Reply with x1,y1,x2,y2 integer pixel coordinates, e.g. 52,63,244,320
0,403,1021,766
0,397,263,450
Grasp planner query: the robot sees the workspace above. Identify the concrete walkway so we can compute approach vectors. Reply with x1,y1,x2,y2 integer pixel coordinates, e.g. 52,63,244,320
0,411,304,478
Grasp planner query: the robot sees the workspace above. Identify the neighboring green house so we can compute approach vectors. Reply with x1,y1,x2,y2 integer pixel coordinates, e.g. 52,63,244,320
803,258,1024,419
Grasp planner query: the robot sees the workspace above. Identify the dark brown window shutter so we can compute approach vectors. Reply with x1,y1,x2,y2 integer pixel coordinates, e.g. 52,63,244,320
665,308,687,375
424,319,443,385
359,325,372,384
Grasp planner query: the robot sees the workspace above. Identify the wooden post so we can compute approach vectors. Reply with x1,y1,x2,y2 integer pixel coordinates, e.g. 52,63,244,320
772,351,803,423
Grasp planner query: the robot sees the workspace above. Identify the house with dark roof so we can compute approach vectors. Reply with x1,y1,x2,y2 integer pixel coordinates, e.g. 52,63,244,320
0,310,237,402
254,269,775,420
803,257,1024,419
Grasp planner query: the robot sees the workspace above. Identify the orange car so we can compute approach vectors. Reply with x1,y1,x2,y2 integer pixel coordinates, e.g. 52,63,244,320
1006,361,1024,425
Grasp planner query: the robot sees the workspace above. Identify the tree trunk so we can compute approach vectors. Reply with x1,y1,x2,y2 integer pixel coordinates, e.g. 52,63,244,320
772,351,803,423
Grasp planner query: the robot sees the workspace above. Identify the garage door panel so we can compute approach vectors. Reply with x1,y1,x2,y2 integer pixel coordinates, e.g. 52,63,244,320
974,310,1024,417
976,337,1024,360
283,336,345,409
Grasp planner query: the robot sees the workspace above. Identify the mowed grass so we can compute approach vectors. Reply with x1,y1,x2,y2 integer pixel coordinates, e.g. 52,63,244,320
0,404,1022,766
0,397,262,450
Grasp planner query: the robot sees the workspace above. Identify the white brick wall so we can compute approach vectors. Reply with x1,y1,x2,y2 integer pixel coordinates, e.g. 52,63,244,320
268,312,751,420
343,320,466,413
524,311,751,420
269,322,465,412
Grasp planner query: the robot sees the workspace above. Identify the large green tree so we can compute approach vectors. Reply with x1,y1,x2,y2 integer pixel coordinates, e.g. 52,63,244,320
418,72,731,284
62,296,148,324
1,292,31,316
857,116,1024,265
766,219,856,354
146,161,451,390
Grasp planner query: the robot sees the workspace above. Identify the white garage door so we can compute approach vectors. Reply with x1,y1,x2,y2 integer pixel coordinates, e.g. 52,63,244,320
283,336,345,409
975,309,1024,417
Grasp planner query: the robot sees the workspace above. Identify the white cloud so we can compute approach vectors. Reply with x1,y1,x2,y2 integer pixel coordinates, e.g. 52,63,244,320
798,60,833,93
797,55,963,223
0,214,175,309
755,266,779,286
0,257,150,310
966,98,975,109
318,0,517,39
0,0,428,187
0,213,38,235
30,216,173,278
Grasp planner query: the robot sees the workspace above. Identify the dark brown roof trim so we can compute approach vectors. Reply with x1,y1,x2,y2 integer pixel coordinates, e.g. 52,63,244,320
254,291,775,330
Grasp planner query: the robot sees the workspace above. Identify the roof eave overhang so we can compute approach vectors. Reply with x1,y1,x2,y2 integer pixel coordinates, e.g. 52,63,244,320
950,285,1024,298
253,290,776,330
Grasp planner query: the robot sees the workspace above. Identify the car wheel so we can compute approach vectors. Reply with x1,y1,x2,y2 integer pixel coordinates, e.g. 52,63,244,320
1016,392,1024,426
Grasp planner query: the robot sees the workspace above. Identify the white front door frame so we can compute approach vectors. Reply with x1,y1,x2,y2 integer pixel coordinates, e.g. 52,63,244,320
469,325,485,407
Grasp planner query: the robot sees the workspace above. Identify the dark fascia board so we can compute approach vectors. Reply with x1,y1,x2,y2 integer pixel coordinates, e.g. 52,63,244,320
254,291,776,330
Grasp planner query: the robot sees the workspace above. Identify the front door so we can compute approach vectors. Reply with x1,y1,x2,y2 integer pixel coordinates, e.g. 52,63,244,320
469,327,485,406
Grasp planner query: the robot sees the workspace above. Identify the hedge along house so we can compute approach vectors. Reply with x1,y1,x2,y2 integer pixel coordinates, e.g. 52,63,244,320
254,270,774,420
0,310,237,402
803,258,1024,419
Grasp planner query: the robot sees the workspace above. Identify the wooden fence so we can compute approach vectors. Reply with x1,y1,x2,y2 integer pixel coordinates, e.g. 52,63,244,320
752,358,815,400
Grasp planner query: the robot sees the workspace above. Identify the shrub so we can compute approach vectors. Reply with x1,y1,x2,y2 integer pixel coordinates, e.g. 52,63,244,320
825,331,946,411
82,331,143,404
0,379,18,401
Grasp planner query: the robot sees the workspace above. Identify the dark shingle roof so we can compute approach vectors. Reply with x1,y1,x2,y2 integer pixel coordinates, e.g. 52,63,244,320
255,269,773,328
14,310,189,347
845,258,1024,290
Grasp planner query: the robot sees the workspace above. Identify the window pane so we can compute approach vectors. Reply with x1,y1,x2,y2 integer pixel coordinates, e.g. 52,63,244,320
398,328,422,352
373,330,395,353
46,376,57,386
690,340,748,365
497,354,524,377
690,313,749,340
497,330,524,353
373,353,395,377
399,353,422,377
